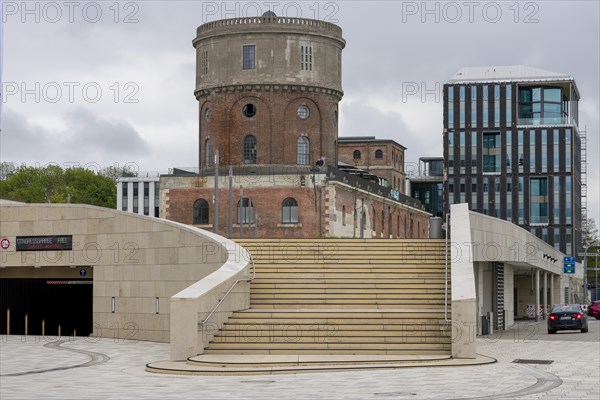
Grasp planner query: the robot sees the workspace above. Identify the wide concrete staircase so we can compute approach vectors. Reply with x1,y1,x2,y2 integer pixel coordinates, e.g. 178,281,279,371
203,239,451,356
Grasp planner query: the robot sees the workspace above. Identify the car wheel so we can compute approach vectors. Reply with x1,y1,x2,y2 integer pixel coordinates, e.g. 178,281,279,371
548,329,556,334
581,327,588,333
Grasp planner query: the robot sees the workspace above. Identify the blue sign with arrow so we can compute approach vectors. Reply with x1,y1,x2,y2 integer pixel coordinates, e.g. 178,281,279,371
563,256,575,274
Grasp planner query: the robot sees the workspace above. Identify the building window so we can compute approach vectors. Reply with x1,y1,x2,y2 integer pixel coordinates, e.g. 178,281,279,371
237,198,254,224
121,182,128,211
205,138,213,167
201,50,208,75
242,45,255,70
459,86,465,128
204,108,212,122
471,86,477,127
297,136,309,165
242,103,256,118
154,182,159,217
300,45,312,71
482,85,489,128
193,198,209,224
483,132,501,173
530,177,548,224
353,150,361,160
447,86,454,129
132,182,138,213
375,149,383,159
244,135,257,164
282,198,298,224
518,86,564,125
342,205,346,226
297,105,310,119
143,182,149,216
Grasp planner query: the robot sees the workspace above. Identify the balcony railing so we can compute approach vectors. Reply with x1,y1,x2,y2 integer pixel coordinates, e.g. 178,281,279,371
517,116,576,126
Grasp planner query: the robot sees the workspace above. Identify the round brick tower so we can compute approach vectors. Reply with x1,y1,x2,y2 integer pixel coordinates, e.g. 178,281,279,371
193,13,345,169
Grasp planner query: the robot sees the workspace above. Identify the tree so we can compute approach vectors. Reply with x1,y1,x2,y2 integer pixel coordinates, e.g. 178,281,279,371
0,165,116,208
582,216,600,251
99,165,138,183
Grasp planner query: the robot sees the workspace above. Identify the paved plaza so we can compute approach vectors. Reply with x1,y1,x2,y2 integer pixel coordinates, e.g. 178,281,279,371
1,320,598,399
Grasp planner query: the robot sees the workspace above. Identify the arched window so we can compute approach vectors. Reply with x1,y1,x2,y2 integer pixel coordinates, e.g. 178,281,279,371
375,149,383,159
282,197,298,224
205,138,212,167
193,198,209,224
297,136,309,165
244,135,257,164
237,198,254,224
353,150,361,160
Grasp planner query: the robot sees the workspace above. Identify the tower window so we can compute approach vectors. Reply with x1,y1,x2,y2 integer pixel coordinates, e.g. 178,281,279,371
297,105,310,119
201,50,208,75
375,149,383,159
282,198,299,224
244,135,257,164
237,198,254,224
242,103,256,118
205,138,213,167
242,45,255,70
300,45,312,71
193,198,209,224
297,136,309,165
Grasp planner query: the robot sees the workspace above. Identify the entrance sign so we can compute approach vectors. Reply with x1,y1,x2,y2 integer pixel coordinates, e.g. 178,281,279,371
16,235,73,251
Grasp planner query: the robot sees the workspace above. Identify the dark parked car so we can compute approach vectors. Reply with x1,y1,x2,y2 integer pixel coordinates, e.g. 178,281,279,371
588,301,600,319
547,304,588,334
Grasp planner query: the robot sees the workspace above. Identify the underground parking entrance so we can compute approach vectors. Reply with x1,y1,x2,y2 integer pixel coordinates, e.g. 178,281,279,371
0,266,93,337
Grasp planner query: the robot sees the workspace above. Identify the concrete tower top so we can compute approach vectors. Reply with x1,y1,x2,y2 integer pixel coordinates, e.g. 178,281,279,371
192,16,345,98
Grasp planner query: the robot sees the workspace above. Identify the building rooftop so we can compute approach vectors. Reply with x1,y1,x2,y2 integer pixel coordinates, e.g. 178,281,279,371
449,65,573,83
338,136,407,149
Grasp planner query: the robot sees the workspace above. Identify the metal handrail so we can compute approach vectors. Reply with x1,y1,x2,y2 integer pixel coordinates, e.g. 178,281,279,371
444,212,450,322
200,254,256,326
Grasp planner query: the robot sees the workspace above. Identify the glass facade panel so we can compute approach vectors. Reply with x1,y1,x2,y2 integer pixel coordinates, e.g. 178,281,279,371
494,85,500,127
530,177,548,224
459,131,466,174
506,85,512,125
459,86,465,129
506,130,512,172
133,182,138,213
447,86,454,129
143,182,149,216
518,130,524,173
154,182,160,217
565,176,572,224
529,131,536,172
565,129,571,172
506,179,512,220
483,132,501,173
541,130,547,172
471,86,477,127
518,177,524,224
448,133,454,174
553,129,559,171
122,183,128,211
482,86,489,128
471,132,477,173
553,176,560,224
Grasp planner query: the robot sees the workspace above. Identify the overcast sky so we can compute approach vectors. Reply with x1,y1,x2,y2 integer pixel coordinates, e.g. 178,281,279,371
1,0,598,223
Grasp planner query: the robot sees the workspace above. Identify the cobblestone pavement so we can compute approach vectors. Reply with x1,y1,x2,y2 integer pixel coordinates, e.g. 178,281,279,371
0,320,598,400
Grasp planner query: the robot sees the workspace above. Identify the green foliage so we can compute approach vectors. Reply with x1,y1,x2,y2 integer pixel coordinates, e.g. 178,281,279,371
0,165,116,208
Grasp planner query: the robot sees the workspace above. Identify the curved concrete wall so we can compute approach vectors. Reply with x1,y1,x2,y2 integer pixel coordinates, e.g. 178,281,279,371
0,203,251,345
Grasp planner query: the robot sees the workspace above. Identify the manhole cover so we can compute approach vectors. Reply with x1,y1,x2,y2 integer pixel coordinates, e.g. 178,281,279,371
512,359,553,365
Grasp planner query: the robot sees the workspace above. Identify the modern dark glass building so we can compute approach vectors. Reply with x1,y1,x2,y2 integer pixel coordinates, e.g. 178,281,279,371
443,66,582,256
